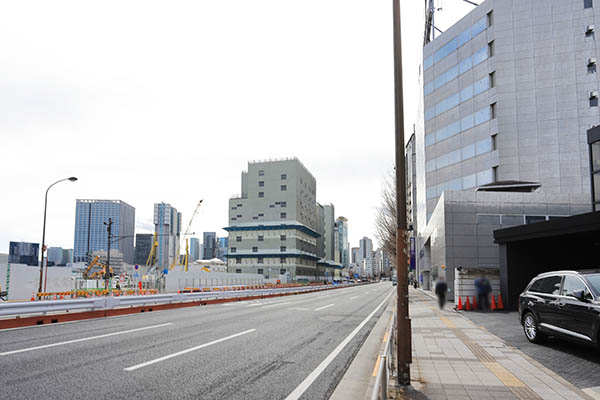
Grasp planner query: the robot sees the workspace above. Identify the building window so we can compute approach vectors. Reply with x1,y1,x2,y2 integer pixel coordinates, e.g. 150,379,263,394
258,192,264,198
258,235,264,241
281,212,287,218
488,40,495,57
487,10,494,26
585,0,593,8
281,185,287,191
586,25,595,39
281,174,287,180
526,216,546,224
280,257,286,264
489,71,496,88
236,268,242,273
237,204,242,207
280,234,286,241
236,257,241,264
237,214,242,218
589,58,597,74
257,268,263,275
257,257,263,264
258,170,264,176
231,247,236,253
491,102,497,119
236,236,242,242
280,246,286,252
258,181,264,187
280,269,286,274
252,246,258,252
280,201,287,207
591,91,599,107
491,134,497,150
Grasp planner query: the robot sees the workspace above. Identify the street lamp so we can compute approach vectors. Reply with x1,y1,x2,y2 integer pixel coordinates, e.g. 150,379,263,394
39,177,78,294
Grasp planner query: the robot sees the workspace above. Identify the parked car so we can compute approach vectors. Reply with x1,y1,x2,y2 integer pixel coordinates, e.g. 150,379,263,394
518,270,600,348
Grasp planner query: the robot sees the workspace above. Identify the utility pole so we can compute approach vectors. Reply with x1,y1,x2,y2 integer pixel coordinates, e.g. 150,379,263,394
104,218,112,290
393,0,411,385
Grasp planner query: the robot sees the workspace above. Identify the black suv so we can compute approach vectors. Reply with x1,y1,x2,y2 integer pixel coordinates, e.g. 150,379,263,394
519,270,600,347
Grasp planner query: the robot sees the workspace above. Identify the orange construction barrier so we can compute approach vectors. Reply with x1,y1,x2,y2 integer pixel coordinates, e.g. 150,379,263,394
472,296,477,310
497,294,504,310
465,297,471,311
457,296,463,310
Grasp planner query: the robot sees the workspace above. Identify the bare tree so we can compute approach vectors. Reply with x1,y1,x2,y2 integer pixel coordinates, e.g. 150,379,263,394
375,169,396,266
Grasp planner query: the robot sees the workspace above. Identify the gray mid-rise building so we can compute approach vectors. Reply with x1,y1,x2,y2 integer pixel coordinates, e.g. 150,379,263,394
202,232,217,259
225,158,320,280
9,241,39,266
154,203,181,268
416,0,594,296
189,237,200,261
74,200,135,264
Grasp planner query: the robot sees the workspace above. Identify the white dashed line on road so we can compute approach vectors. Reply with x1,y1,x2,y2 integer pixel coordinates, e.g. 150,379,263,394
314,304,334,311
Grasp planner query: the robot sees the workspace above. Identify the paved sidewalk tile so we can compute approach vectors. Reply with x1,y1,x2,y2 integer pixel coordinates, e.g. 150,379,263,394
407,288,592,400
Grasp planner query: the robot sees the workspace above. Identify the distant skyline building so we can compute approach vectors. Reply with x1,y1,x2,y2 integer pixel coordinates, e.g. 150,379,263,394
134,233,153,265
358,236,373,269
217,237,228,261
62,249,73,265
153,202,181,268
225,158,320,280
336,217,349,268
47,247,67,266
190,237,200,262
9,241,39,266
323,204,336,261
202,232,217,259
73,199,135,264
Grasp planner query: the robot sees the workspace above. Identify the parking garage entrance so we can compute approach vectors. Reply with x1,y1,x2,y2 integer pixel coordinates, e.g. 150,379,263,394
494,211,600,310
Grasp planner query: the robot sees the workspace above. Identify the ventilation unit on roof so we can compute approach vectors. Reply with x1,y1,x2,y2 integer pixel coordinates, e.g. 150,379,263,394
587,24,595,33
589,57,597,65
590,90,599,98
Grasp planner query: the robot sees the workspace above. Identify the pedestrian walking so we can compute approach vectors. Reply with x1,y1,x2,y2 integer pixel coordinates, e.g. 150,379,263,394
434,276,448,309
474,274,491,311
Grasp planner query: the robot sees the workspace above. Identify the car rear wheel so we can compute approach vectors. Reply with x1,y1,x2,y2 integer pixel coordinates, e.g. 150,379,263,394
523,312,546,344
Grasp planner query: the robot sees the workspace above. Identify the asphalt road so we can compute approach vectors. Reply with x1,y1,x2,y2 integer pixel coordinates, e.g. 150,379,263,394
463,310,600,390
0,282,394,400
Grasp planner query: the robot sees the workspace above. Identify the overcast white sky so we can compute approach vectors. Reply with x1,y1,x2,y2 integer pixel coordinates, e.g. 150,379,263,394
0,0,475,254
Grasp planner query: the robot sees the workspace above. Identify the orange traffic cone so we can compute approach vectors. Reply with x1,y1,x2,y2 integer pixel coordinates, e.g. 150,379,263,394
497,294,504,310
457,296,463,310
472,296,478,310
30,292,36,301
491,295,497,311
60,295,64,300
465,297,471,311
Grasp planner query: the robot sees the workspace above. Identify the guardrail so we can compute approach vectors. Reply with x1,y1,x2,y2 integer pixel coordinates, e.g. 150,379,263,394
371,311,396,400
0,284,346,318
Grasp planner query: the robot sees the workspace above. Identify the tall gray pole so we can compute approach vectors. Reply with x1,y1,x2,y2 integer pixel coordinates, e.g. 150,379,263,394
393,0,411,385
105,218,112,290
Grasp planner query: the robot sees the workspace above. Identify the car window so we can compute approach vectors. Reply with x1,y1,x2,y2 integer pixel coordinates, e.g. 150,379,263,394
538,276,562,295
561,276,593,301
586,274,600,296
529,278,543,292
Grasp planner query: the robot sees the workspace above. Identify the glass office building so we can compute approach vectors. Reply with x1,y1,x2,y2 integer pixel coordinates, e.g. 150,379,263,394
73,200,135,264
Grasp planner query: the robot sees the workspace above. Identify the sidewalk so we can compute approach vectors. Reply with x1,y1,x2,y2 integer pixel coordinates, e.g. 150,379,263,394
402,288,592,400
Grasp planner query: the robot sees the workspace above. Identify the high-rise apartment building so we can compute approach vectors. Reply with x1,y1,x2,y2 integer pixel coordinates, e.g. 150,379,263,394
202,232,217,259
73,200,135,264
225,158,320,280
358,237,373,267
417,0,593,296
153,203,181,268
9,241,39,266
134,234,153,265
189,237,200,261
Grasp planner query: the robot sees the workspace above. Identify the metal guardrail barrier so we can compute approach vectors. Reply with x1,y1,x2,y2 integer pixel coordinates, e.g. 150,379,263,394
0,284,348,317
371,311,396,400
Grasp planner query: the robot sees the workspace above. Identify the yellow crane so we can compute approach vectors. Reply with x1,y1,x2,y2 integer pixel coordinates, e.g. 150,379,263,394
82,255,114,280
146,232,159,267
169,199,203,272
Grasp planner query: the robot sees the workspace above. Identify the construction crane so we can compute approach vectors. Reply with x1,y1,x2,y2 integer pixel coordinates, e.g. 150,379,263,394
146,232,159,267
82,255,114,280
169,199,203,272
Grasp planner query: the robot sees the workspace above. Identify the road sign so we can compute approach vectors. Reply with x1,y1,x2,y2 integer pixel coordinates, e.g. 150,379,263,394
135,265,139,270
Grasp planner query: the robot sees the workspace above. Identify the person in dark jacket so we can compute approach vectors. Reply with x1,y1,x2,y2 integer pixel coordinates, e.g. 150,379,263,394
474,275,491,311
434,277,448,309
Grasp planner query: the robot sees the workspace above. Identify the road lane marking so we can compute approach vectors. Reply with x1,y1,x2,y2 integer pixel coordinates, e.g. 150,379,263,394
124,329,256,371
262,301,293,309
0,323,173,356
314,304,334,311
284,289,394,400
349,296,359,300
290,307,309,311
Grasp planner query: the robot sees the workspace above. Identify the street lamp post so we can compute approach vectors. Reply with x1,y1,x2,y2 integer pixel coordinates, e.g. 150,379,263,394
39,177,78,294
